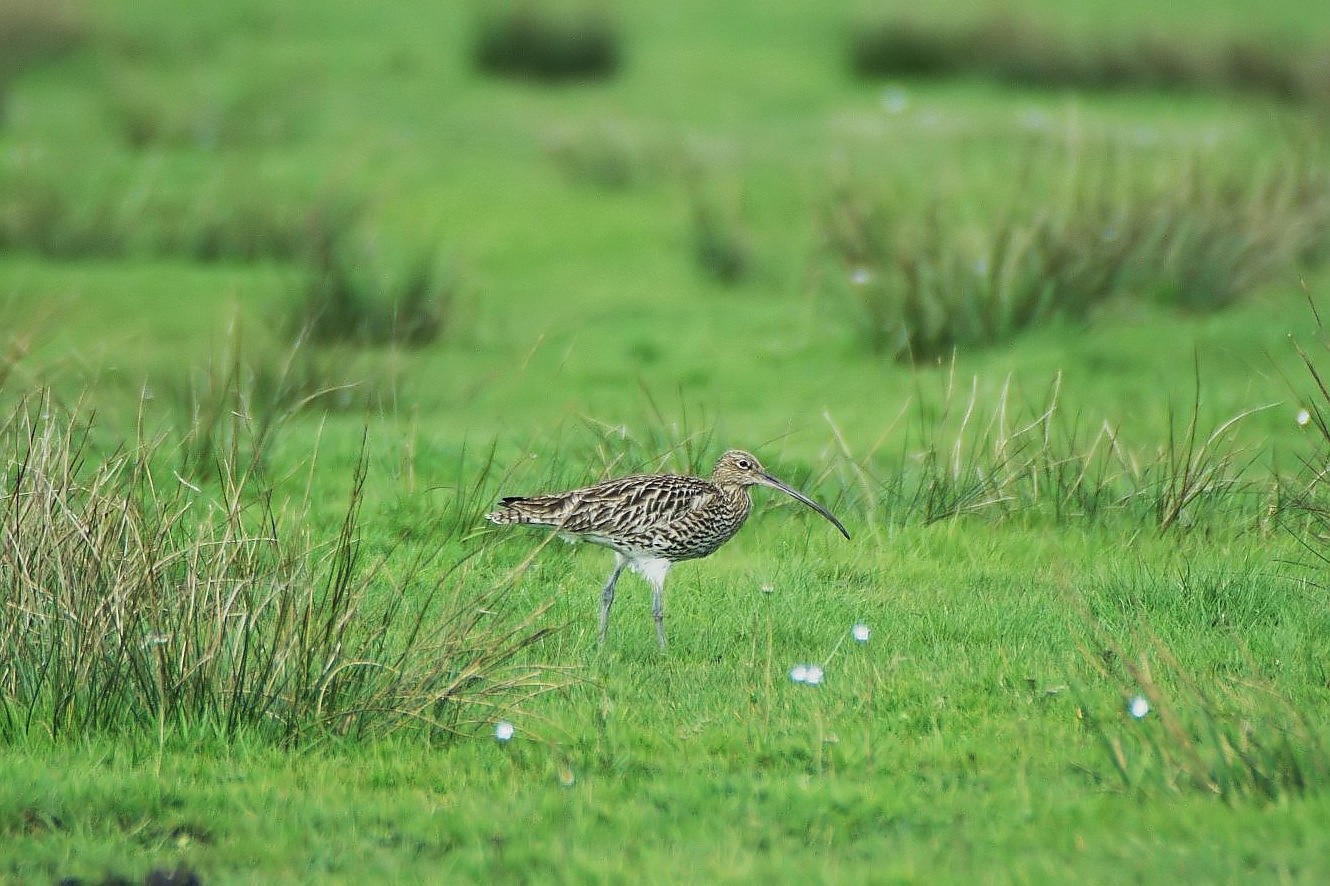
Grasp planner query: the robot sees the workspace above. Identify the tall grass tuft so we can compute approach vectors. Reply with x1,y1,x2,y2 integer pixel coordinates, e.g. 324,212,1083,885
290,222,454,348
820,148,1330,361
1076,620,1330,802
104,67,314,150
165,193,364,265
0,390,562,745
473,3,621,82
822,365,1264,530
848,15,1330,107
870,371,1133,524
0,160,363,263
169,320,393,482
1151,363,1269,532
1283,289,1330,579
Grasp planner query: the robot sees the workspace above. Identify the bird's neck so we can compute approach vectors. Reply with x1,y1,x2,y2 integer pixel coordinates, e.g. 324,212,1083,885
717,484,753,519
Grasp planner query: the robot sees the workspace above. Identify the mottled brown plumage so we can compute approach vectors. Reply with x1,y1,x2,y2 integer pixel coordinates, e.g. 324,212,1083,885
486,449,850,648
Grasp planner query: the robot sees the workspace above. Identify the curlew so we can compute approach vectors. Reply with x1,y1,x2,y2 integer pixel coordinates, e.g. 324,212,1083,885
486,449,850,648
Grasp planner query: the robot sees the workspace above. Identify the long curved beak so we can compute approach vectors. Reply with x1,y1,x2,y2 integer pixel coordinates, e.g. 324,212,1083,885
757,472,851,540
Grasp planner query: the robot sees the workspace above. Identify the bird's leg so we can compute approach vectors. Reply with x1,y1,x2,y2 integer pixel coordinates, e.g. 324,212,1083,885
632,557,671,650
650,573,667,650
599,553,628,646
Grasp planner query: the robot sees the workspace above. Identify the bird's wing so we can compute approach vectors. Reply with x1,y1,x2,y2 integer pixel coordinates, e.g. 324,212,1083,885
551,474,717,537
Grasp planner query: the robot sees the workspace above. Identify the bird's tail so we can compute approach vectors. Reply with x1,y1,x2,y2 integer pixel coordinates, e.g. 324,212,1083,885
485,495,566,526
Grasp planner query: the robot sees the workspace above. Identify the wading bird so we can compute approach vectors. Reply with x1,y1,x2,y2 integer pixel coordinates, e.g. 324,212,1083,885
486,449,850,648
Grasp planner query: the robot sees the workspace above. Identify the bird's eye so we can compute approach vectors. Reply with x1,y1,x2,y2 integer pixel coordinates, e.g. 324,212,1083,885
737,458,751,469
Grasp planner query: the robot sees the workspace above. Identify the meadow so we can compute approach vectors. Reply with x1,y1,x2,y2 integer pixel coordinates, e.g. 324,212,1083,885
3,0,1330,881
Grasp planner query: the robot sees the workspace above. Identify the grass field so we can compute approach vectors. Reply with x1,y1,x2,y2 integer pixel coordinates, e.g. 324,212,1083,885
4,0,1330,882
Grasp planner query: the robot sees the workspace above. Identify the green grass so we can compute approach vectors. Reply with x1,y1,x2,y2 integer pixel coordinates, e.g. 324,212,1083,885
4,0,1330,881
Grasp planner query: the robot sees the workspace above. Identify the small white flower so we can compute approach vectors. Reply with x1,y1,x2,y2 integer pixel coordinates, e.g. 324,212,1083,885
852,623,870,643
1128,695,1150,719
494,720,515,742
850,267,873,286
1296,408,1312,427
881,86,910,114
804,664,825,685
760,582,775,594
790,664,810,683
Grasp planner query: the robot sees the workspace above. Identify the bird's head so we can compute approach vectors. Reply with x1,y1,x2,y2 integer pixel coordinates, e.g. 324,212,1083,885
711,449,850,540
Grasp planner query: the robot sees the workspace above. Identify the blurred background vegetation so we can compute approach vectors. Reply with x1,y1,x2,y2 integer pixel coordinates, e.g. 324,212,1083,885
4,1,1330,880
2,0,1326,424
